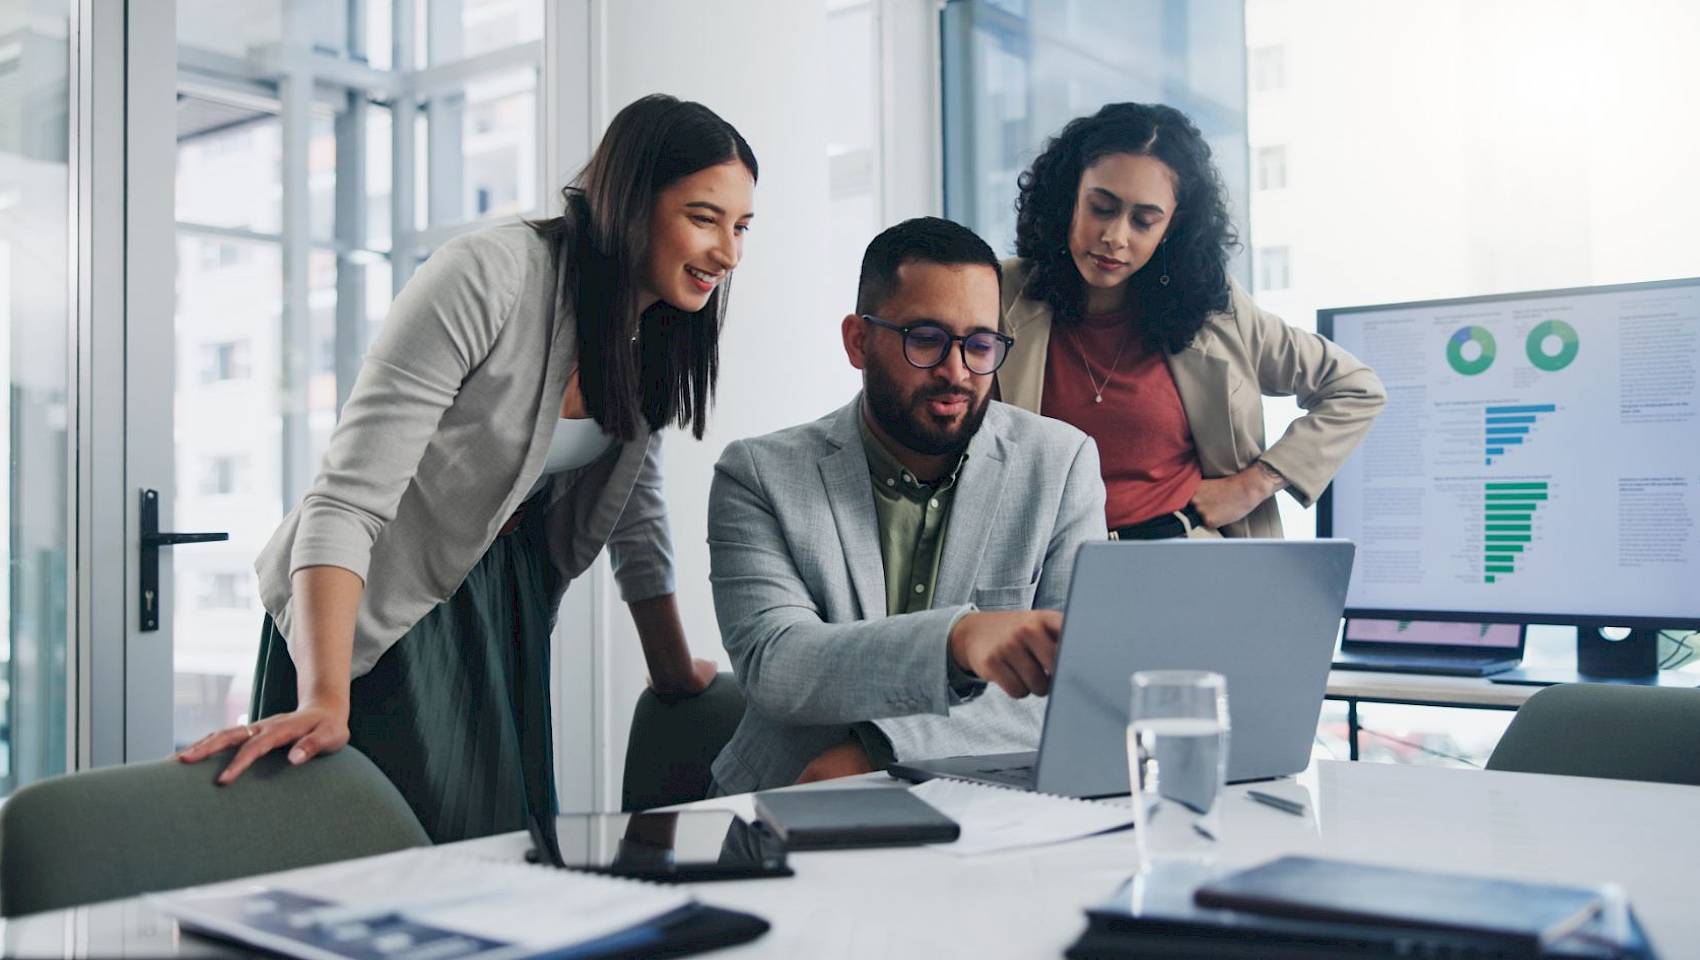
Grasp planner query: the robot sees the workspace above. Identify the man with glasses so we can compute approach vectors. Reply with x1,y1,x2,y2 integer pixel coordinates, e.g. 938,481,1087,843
707,217,1107,792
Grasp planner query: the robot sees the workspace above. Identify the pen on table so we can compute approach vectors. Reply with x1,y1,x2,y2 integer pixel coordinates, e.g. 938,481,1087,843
1246,789,1307,817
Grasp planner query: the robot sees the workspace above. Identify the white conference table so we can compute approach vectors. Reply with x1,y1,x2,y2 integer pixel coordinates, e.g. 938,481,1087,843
5,760,1697,958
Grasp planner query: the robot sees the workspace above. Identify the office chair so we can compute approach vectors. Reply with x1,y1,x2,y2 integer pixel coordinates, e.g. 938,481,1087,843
622,672,746,811
0,745,429,917
1486,682,1700,786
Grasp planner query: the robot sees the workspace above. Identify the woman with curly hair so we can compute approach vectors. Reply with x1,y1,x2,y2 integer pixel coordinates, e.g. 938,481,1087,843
997,102,1385,539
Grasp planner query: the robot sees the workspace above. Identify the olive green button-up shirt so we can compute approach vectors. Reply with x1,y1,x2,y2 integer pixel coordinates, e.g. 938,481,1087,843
852,410,982,766
858,412,965,616
857,411,983,696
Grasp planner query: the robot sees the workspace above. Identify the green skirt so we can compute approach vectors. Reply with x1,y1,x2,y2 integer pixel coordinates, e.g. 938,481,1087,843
250,494,561,844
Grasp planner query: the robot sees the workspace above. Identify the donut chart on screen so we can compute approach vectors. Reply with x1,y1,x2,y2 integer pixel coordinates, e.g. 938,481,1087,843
1526,319,1580,372
1446,325,1496,376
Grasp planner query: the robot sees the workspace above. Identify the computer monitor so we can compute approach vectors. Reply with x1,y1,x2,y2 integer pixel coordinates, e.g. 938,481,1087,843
1317,277,1700,678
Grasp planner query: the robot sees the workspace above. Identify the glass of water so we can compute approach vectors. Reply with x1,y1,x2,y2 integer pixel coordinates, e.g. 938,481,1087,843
1128,670,1229,866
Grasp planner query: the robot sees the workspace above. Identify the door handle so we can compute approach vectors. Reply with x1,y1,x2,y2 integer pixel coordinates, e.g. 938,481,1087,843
140,488,229,632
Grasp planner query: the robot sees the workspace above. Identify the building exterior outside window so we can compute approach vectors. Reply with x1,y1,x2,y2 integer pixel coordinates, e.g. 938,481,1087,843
1256,245,1290,291
171,0,545,749
200,340,252,383
1257,144,1286,191
941,0,1250,285
1250,44,1285,92
0,2,72,798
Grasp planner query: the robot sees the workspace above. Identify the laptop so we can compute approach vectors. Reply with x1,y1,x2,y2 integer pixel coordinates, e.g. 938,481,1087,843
1332,618,1524,677
888,539,1355,798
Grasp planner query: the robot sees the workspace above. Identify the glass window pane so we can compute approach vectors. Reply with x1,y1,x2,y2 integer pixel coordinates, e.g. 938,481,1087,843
170,2,398,749
461,69,537,219
421,67,538,227
1250,45,1285,92
177,0,283,58
366,104,394,250
311,112,338,245
430,0,543,64
175,100,282,234
416,111,430,228
171,236,282,745
165,0,541,749
1,1,73,798
178,0,348,60
367,257,395,333
309,250,339,472
1245,0,1700,320
942,0,1250,272
366,0,394,70
826,4,880,314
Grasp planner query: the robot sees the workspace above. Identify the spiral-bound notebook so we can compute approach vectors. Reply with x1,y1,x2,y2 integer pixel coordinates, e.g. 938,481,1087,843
151,847,753,960
908,778,1133,855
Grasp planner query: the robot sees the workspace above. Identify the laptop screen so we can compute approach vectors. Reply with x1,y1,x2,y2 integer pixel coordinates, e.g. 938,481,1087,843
1344,618,1522,650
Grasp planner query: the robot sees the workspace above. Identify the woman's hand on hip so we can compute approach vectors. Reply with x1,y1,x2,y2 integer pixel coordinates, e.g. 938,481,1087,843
1190,463,1284,530
175,699,351,785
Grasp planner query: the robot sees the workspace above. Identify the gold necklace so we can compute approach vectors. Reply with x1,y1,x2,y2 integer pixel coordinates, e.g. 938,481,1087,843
1064,324,1136,404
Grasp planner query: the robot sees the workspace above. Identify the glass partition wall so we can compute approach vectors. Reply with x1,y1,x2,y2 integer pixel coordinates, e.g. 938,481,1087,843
941,0,1250,285
0,1,72,797
170,0,544,750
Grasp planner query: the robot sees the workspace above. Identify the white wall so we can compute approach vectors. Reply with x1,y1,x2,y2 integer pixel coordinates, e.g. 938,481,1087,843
564,0,941,809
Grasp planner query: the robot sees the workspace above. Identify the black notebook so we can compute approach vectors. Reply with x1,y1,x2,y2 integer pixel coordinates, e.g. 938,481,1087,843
753,787,960,849
1194,856,1602,950
1066,870,1657,960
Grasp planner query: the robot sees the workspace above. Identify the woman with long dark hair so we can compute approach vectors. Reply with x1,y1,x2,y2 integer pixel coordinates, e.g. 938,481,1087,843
177,95,758,842
998,102,1384,539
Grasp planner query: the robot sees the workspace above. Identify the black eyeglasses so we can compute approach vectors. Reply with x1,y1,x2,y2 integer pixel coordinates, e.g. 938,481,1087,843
860,314,1015,376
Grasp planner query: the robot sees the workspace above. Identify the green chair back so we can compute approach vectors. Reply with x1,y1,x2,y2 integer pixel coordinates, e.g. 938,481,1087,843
622,672,746,811
0,746,429,917
1487,682,1700,786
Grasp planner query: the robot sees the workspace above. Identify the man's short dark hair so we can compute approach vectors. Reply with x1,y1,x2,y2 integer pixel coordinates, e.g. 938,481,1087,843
855,217,1002,316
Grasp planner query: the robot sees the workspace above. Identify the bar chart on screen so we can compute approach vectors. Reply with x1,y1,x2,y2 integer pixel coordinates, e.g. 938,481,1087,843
1481,480,1549,583
1327,281,1699,621
1482,403,1555,466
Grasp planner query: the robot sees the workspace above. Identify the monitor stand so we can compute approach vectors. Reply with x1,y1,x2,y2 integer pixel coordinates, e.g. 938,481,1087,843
1492,627,1697,688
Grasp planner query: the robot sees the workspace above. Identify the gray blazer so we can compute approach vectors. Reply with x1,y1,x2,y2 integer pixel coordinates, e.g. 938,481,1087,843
255,222,675,677
708,398,1108,793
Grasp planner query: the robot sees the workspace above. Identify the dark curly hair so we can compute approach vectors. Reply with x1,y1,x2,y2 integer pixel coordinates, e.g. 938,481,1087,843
1014,102,1238,353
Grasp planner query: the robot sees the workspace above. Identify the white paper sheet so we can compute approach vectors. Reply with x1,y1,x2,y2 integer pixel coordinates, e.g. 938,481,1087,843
910,778,1134,856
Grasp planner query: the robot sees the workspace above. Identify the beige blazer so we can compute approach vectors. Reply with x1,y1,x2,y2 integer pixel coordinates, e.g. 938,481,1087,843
255,222,675,677
996,257,1387,539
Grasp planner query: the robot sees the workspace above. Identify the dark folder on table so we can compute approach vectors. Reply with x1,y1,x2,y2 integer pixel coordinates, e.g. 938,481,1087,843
753,787,959,849
1066,858,1658,959
1194,855,1603,950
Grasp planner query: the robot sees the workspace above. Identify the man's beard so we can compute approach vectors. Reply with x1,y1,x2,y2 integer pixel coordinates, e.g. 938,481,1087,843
863,358,989,458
